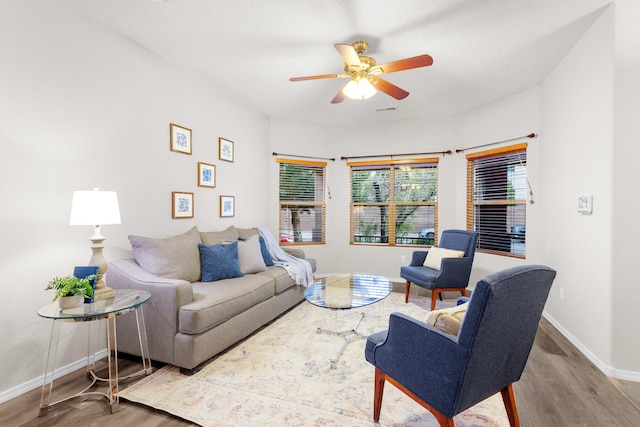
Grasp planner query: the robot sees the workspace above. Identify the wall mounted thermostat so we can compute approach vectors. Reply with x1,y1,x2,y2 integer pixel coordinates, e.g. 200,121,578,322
577,195,593,214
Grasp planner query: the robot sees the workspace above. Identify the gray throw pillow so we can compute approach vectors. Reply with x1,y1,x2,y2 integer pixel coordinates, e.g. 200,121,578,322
200,226,240,245
237,234,267,274
129,226,201,283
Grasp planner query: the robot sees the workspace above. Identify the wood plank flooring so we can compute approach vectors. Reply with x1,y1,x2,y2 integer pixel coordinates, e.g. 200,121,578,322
2,318,639,426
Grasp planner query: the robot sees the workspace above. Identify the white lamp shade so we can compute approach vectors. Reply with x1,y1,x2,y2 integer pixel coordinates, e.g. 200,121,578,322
70,190,121,225
343,78,377,100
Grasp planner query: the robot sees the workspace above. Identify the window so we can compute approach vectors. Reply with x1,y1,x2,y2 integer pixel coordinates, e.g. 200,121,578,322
278,159,326,245
466,143,527,257
349,159,438,246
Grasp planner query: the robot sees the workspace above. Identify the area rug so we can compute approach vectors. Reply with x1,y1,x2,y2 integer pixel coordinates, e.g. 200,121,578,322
120,292,507,426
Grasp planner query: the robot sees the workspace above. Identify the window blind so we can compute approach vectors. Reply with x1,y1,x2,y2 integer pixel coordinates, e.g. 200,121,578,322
349,159,438,246
466,144,527,257
278,159,326,245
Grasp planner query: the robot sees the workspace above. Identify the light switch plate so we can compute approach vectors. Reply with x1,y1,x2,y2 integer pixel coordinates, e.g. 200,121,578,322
577,195,593,214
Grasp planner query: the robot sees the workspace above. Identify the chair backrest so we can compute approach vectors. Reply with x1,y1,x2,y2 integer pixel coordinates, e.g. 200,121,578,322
439,229,478,259
454,265,556,413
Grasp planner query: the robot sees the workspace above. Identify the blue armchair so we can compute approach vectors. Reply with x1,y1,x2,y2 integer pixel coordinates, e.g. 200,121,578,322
365,265,556,426
401,229,479,310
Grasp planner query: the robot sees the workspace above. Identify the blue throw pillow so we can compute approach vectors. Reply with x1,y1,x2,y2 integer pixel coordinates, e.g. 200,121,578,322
258,236,274,266
199,242,243,282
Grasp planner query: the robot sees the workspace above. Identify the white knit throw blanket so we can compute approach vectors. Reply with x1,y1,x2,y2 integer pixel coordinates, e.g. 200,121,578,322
258,227,314,286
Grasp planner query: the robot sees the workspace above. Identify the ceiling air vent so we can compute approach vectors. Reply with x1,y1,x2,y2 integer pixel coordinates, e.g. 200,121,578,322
375,106,397,113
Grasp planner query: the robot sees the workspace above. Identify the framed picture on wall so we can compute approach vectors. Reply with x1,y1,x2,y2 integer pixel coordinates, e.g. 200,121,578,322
172,191,194,218
220,195,235,218
170,123,192,154
219,137,234,162
197,162,216,188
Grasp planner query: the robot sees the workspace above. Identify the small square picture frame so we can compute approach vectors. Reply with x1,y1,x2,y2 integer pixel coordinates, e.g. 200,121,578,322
170,123,192,155
172,191,194,218
197,162,216,188
220,195,235,218
219,137,234,162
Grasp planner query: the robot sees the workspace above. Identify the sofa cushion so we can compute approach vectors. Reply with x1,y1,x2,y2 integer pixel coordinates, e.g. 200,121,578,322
199,242,243,282
200,226,239,245
129,226,201,283
235,227,259,239
237,234,267,274
182,275,275,334
423,247,465,270
257,266,296,294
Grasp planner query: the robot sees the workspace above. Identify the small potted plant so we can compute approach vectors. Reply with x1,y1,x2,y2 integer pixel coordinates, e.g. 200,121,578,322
45,274,96,309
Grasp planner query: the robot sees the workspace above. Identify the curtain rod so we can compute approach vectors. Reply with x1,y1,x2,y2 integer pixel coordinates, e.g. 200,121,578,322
455,133,537,154
272,152,336,161
340,150,452,161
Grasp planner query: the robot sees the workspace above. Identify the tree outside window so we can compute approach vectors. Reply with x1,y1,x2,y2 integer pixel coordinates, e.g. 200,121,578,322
349,159,438,246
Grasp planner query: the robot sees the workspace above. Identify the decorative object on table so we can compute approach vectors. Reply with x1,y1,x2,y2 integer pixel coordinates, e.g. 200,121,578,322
197,162,216,188
172,191,194,218
70,187,121,300
218,137,234,162
45,274,96,309
170,123,192,155
220,195,235,217
73,265,99,303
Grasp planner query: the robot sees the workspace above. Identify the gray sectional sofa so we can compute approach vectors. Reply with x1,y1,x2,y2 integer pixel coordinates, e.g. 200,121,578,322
106,226,315,374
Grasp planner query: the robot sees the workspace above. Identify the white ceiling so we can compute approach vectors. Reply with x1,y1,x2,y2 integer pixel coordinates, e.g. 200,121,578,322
67,0,611,126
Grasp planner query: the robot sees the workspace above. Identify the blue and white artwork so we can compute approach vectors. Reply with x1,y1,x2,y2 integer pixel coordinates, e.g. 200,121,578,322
220,196,234,217
176,132,188,148
172,192,193,218
219,138,234,162
178,197,190,213
170,123,192,154
198,162,215,187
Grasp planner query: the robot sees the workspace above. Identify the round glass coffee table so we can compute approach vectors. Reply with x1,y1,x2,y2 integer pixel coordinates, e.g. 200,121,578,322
304,273,392,368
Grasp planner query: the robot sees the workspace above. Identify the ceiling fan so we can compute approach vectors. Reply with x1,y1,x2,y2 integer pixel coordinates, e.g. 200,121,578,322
289,41,433,104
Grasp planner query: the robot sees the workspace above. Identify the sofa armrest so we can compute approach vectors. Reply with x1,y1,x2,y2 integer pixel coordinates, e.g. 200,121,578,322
105,259,194,364
283,247,306,259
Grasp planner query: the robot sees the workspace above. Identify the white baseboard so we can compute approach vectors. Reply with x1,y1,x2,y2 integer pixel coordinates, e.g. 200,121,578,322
0,349,108,404
542,311,640,382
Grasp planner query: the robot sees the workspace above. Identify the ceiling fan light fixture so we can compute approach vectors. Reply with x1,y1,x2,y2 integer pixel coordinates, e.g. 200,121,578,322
343,78,377,100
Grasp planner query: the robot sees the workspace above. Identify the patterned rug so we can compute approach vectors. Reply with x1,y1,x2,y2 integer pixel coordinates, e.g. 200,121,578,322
120,292,507,426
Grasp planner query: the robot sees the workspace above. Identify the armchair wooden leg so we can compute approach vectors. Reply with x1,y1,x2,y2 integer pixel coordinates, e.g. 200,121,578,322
500,384,520,427
405,281,411,303
373,368,386,422
430,289,440,310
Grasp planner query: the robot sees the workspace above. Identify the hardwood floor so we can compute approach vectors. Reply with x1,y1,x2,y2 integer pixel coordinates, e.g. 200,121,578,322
2,318,640,426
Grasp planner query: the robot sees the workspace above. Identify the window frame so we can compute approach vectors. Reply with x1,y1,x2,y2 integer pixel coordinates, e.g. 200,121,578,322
277,158,326,246
348,158,439,247
466,143,527,258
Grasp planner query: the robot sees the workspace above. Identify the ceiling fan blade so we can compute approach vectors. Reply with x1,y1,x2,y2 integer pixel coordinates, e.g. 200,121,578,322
376,54,433,74
290,73,341,82
330,83,348,104
369,76,409,100
334,43,361,67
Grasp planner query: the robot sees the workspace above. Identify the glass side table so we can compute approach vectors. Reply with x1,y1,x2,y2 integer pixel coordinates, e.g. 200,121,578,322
37,289,152,416
305,273,392,368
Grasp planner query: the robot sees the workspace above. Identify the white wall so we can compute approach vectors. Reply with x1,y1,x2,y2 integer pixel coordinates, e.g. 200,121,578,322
539,3,615,370
0,1,271,400
2,0,638,405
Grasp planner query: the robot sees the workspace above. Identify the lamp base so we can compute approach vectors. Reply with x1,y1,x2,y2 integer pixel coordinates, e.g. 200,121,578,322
94,285,115,300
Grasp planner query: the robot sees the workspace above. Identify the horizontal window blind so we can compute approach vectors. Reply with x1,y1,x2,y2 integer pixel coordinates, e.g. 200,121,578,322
467,144,526,257
278,159,326,245
349,159,438,246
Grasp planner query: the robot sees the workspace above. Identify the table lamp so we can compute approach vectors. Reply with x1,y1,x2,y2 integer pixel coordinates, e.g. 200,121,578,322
70,187,121,300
